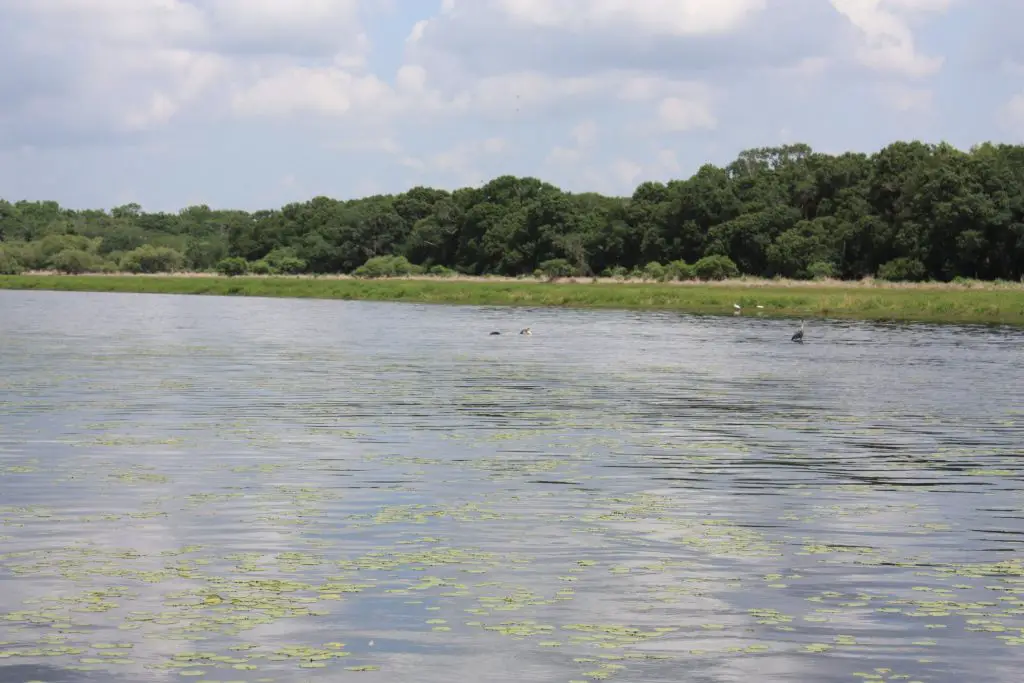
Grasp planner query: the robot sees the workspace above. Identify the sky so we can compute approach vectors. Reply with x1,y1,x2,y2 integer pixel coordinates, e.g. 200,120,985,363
0,0,1022,213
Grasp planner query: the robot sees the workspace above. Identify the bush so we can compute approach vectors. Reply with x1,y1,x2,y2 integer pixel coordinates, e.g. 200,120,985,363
120,245,184,273
878,257,925,282
216,257,249,277
354,254,421,278
666,259,695,281
249,259,272,275
642,262,666,281
538,258,574,280
353,255,421,278
427,264,455,277
806,261,837,280
51,248,99,274
264,248,306,274
694,254,740,281
14,234,101,270
0,247,23,274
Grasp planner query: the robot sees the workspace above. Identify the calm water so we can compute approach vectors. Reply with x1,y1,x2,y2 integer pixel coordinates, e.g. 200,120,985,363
1,289,1023,683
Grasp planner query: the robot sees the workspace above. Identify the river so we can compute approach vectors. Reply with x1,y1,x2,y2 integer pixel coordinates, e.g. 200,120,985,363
1,289,1022,683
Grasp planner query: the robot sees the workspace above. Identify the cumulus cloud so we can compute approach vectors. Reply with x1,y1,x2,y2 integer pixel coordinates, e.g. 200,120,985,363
545,121,600,166
830,0,949,77
491,0,767,37
0,0,374,145
400,137,510,187
405,0,840,84
0,0,956,148
0,0,1013,208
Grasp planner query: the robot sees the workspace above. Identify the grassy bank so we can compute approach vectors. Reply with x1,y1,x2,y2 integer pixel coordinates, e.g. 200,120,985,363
2,274,1023,326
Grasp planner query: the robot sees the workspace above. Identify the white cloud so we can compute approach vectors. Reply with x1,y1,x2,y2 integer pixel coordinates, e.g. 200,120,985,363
493,0,766,37
231,67,392,118
402,137,509,186
656,94,717,132
545,120,598,166
0,0,375,143
830,0,949,77
0,0,1016,209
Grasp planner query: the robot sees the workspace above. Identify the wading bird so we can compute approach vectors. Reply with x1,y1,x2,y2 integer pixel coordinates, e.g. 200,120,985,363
791,321,805,343
733,303,741,316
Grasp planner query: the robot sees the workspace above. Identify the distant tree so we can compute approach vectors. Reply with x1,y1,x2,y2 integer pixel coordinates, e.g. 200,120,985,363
2,139,1023,283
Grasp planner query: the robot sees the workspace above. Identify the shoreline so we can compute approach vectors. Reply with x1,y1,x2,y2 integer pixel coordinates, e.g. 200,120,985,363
2,273,1023,327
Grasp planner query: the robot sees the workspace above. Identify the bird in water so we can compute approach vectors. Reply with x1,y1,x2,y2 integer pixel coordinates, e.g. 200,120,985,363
519,327,532,335
791,320,805,343
489,331,501,335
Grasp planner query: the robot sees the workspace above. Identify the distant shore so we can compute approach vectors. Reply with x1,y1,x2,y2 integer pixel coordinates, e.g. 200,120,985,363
2,272,1022,326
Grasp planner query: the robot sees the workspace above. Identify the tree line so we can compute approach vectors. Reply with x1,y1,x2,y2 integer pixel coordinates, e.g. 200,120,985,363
1,140,1022,282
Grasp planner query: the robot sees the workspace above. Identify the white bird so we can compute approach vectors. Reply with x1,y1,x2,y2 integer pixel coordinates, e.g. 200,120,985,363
756,305,764,309
519,327,532,335
733,303,741,316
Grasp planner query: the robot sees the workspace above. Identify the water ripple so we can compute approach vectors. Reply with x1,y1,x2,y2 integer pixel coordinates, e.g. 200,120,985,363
1,289,1023,683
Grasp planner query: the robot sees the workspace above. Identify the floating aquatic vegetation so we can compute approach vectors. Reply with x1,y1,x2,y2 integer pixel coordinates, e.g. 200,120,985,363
2,300,1023,683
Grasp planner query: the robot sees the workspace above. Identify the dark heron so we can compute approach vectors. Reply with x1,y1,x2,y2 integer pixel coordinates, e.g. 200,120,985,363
791,320,805,343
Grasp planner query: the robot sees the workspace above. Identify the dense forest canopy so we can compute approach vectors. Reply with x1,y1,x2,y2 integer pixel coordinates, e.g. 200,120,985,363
1,140,1023,282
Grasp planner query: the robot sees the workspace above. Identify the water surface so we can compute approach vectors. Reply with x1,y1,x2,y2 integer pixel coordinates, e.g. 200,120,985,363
1,290,1023,683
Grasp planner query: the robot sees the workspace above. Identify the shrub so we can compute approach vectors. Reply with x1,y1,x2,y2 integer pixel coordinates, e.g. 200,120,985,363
0,247,23,274
51,248,99,274
120,245,185,273
694,255,740,281
642,262,666,281
538,258,574,280
806,260,836,280
878,257,925,282
427,264,455,277
249,259,272,275
666,259,695,281
264,248,306,274
352,255,421,278
216,257,249,277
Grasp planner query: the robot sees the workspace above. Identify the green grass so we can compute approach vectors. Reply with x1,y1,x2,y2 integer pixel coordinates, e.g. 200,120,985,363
2,274,1023,326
